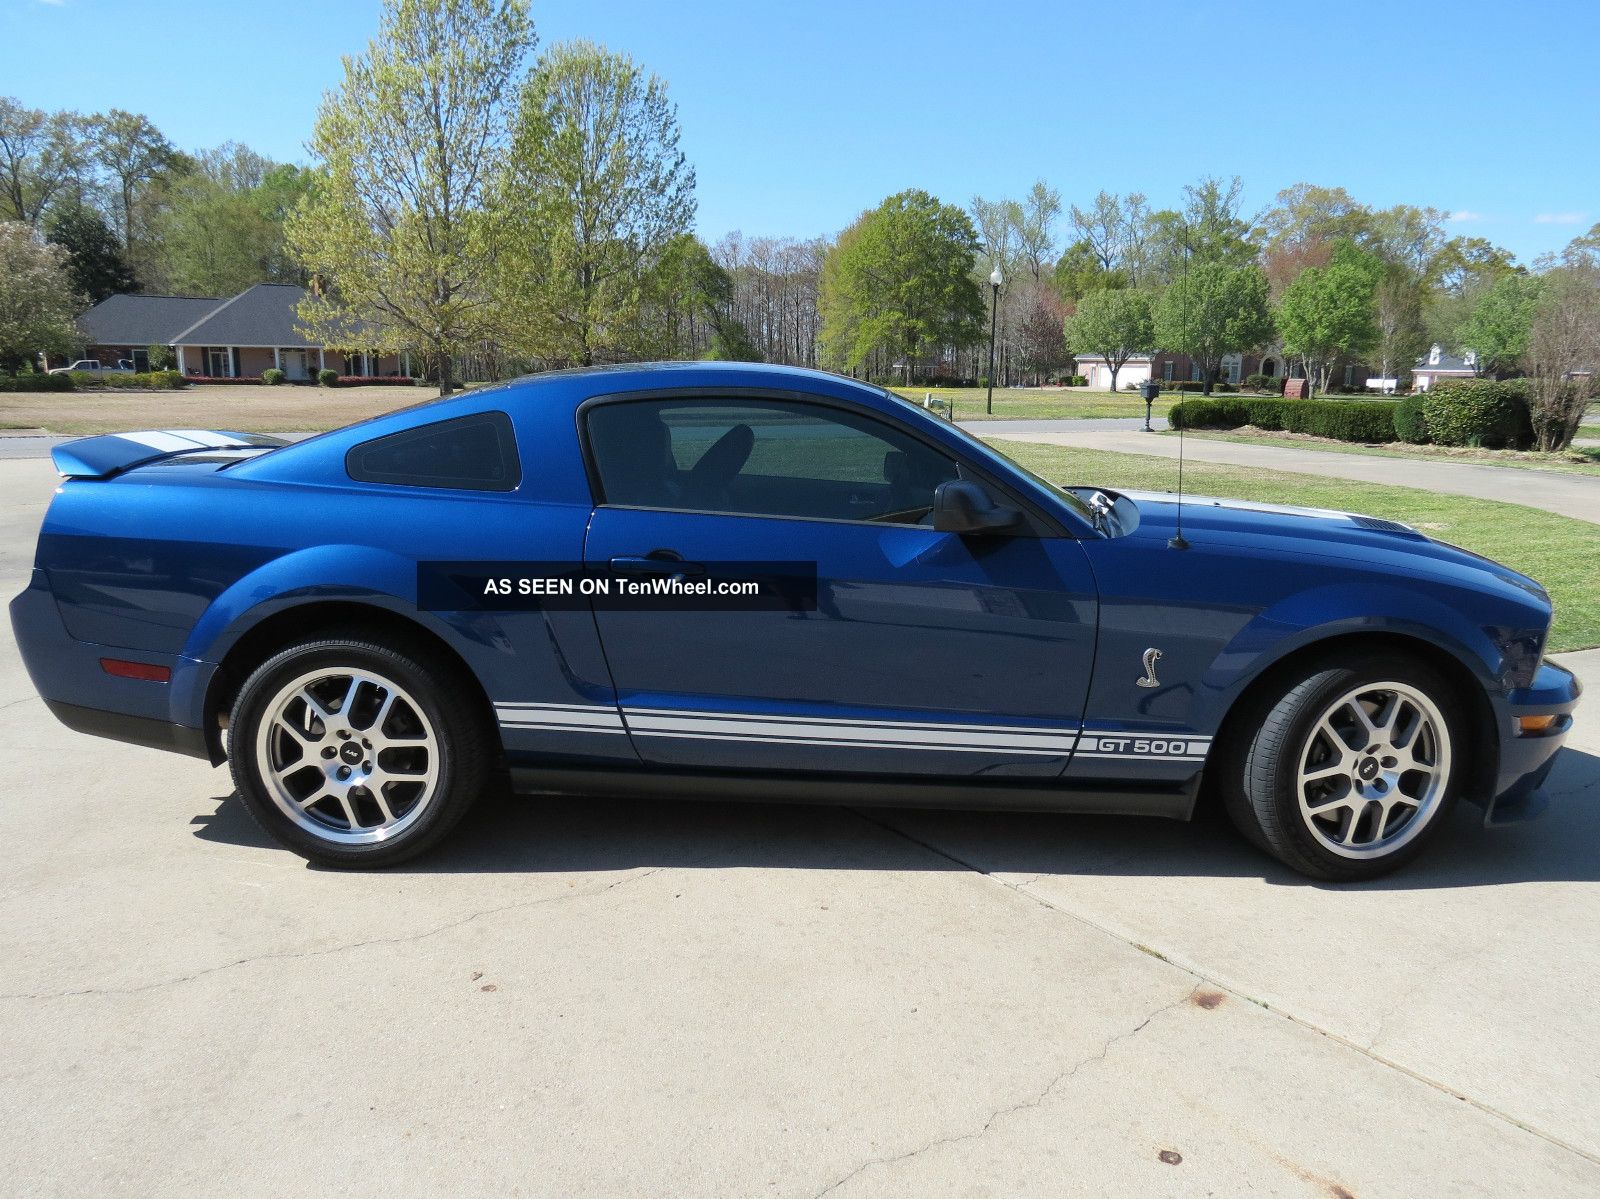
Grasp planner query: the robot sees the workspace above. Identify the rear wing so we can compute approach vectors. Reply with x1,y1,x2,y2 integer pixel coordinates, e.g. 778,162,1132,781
51,430,290,479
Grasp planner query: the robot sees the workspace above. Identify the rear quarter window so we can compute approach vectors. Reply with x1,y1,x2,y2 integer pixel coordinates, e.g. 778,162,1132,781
346,411,521,491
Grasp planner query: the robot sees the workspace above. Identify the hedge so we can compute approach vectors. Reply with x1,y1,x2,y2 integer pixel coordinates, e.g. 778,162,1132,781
1169,396,1400,443
1394,393,1429,443
67,370,184,390
0,372,74,392
1420,378,1532,448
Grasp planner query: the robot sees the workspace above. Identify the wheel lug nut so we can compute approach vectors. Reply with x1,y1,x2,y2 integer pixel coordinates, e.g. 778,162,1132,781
363,761,372,772
337,730,350,740
337,766,350,780
322,746,336,759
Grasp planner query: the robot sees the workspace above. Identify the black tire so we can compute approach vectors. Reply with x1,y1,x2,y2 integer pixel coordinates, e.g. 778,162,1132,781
1219,653,1464,881
228,632,492,868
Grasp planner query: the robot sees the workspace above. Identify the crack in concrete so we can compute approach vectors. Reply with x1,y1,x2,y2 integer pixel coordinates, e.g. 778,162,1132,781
0,694,39,713
810,984,1200,1198
0,865,666,1001
849,807,1600,1171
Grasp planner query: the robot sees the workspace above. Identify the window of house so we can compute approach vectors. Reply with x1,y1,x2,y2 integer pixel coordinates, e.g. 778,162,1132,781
1344,364,1356,387
346,411,521,491
585,399,960,525
1162,361,1174,381
206,347,231,377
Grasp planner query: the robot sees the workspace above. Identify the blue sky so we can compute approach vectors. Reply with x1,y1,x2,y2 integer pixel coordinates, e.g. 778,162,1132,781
6,0,1595,263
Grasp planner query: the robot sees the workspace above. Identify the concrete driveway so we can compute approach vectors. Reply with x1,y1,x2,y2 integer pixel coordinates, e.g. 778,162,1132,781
2,457,1597,1197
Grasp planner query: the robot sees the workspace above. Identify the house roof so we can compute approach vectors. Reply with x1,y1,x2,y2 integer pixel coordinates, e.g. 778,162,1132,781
1414,348,1476,373
77,294,224,346
171,283,322,348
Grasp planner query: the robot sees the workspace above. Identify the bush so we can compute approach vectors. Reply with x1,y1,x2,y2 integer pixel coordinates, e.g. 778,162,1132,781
146,344,176,371
318,368,339,386
262,368,285,386
1244,373,1284,394
1170,396,1400,443
67,370,184,389
334,375,409,386
187,374,262,384
1065,374,1087,386
1394,393,1429,443
1421,379,1532,448
0,371,74,392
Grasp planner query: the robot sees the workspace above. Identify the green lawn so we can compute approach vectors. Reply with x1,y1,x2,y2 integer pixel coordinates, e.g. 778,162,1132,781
1171,429,1600,477
1580,424,1600,440
987,439,1600,653
888,386,1149,421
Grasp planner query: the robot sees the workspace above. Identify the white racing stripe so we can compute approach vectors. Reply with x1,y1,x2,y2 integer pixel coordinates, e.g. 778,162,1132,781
120,431,205,452
162,429,245,447
491,701,1211,761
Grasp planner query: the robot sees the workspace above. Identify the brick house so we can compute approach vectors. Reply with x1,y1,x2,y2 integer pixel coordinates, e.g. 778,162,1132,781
68,284,410,380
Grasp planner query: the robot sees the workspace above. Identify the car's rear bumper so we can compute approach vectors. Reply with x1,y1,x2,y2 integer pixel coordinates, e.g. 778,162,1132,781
9,570,213,761
1479,659,1582,825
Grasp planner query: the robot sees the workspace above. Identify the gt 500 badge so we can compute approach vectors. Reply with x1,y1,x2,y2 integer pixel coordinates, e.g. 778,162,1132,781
1078,736,1208,759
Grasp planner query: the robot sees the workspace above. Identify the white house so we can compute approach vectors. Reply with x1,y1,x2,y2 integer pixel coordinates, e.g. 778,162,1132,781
1074,352,1154,391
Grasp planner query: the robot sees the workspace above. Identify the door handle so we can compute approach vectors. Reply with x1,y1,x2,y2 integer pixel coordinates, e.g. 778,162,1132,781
609,554,706,577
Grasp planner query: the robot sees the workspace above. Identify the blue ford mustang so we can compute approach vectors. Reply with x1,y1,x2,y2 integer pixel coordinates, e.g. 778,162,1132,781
9,363,1580,878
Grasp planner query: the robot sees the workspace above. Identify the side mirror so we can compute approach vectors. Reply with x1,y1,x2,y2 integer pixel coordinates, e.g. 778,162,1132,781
932,479,1021,535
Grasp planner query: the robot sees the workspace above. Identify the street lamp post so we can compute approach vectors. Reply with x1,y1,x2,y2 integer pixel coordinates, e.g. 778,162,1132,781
985,266,1002,415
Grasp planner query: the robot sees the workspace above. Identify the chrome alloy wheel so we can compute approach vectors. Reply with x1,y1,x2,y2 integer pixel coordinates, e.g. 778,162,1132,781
1295,681,1451,859
255,667,441,844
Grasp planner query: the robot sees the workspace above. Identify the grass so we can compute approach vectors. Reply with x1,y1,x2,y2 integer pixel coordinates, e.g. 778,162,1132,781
888,386,1149,421
1170,428,1600,477
987,439,1600,653
0,383,433,435
1580,424,1600,440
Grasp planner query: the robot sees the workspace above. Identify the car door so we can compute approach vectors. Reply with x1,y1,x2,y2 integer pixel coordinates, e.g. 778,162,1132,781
580,393,1097,779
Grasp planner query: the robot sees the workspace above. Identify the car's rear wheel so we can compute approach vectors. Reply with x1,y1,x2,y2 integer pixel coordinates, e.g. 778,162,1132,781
1222,654,1463,880
228,635,491,867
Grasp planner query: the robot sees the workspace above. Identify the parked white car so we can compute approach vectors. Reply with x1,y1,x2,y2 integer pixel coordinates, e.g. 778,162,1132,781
48,359,134,376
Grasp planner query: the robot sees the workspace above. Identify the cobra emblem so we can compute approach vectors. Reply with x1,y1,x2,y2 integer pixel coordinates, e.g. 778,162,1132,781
1136,648,1163,689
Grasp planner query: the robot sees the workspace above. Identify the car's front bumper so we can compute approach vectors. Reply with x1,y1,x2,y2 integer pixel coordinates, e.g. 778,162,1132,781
1478,659,1583,825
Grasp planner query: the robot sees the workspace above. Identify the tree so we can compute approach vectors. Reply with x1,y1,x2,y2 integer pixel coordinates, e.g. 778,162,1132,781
1154,262,1274,394
1069,190,1125,274
1275,241,1383,391
1015,286,1067,383
45,201,136,302
1461,272,1542,376
1254,183,1371,258
288,0,536,394
89,109,177,253
1065,289,1153,393
1051,238,1128,301
158,175,282,295
1181,176,1255,268
819,189,983,382
1526,262,1600,451
0,221,82,371
1015,180,1060,282
1372,266,1427,382
0,99,89,224
501,39,695,366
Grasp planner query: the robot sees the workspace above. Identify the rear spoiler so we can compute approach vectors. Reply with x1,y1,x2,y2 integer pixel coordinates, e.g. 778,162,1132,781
51,430,290,479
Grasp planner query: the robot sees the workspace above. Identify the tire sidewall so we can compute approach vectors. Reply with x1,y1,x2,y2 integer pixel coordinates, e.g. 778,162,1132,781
1252,656,1464,880
229,638,484,867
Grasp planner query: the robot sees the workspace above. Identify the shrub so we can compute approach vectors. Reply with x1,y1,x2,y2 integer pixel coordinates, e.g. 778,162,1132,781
1065,374,1087,386
0,371,73,392
1170,396,1399,443
318,368,339,386
187,374,262,384
1394,393,1429,443
261,368,286,386
66,370,186,390
1244,373,1284,394
334,375,409,386
146,344,176,371
1421,379,1532,448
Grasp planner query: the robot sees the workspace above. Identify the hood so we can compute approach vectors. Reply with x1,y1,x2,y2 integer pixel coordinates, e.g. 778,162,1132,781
1118,489,1548,600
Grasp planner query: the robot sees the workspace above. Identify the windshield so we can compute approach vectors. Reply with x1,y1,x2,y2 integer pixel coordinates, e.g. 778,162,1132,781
878,388,1097,524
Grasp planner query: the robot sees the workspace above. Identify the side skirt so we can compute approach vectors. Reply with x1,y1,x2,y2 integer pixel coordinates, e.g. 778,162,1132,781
508,765,1200,820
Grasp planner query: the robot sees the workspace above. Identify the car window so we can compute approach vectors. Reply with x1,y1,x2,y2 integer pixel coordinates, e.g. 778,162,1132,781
586,398,960,524
346,411,521,491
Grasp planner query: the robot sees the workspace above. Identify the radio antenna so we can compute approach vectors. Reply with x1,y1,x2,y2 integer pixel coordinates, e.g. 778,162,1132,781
1169,223,1191,551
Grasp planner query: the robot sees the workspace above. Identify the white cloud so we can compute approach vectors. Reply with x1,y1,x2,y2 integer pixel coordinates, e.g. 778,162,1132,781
1448,210,1483,222
1534,212,1587,224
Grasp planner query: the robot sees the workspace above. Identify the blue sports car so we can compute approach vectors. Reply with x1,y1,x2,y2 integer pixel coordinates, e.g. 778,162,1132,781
9,363,1580,879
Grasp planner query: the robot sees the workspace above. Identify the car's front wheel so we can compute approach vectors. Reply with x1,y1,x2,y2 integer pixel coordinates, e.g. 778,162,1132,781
1223,654,1463,880
228,634,491,867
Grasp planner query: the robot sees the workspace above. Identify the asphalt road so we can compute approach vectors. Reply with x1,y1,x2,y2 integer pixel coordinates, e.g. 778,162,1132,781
2,456,1598,1197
